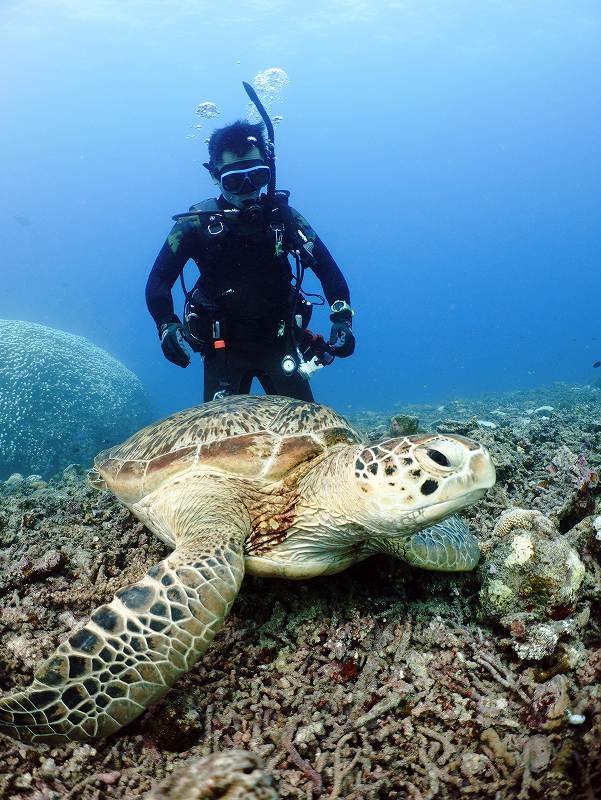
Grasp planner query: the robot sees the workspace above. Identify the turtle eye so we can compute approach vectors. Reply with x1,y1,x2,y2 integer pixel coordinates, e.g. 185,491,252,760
415,439,465,472
426,448,449,467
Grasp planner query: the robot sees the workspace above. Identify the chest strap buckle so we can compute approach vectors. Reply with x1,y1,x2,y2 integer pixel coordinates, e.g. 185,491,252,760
207,215,225,236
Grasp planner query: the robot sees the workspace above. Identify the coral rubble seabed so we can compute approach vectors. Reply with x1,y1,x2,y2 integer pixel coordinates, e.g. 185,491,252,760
1,383,601,799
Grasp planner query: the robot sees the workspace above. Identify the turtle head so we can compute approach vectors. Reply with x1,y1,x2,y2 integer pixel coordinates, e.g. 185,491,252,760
352,434,495,534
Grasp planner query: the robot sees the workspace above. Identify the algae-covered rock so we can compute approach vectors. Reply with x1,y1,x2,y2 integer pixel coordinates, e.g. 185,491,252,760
144,695,204,752
479,509,585,619
478,508,587,658
525,675,570,732
145,750,278,799
389,413,419,436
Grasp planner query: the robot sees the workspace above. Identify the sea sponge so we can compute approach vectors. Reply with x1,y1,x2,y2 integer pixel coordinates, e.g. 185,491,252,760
0,320,152,479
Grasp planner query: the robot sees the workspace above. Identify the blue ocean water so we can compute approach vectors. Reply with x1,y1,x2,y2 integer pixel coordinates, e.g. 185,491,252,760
1,1,600,420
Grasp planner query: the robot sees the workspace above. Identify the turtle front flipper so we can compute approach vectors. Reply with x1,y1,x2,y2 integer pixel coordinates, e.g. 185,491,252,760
400,515,480,571
0,482,249,746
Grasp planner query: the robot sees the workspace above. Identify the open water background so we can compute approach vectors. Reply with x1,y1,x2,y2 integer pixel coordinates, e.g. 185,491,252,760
1,1,600,418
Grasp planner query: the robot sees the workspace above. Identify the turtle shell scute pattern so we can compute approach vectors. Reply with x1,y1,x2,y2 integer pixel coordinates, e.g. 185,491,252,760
93,396,361,499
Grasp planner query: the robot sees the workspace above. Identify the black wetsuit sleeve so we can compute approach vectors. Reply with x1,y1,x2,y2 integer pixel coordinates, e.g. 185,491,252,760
145,222,195,330
290,208,351,307
311,237,351,306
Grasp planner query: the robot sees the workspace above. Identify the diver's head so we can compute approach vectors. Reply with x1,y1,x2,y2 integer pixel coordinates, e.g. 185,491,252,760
205,120,270,208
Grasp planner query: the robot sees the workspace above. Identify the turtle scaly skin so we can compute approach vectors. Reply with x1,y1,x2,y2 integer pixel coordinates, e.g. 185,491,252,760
0,396,495,745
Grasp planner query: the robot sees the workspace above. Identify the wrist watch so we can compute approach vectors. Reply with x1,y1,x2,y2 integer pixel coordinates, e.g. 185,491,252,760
330,300,354,316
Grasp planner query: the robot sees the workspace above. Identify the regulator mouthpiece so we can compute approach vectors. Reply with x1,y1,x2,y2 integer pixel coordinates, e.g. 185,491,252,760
240,201,263,225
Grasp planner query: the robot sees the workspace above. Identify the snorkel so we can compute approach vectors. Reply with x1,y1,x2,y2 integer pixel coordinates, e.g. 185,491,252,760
242,81,276,198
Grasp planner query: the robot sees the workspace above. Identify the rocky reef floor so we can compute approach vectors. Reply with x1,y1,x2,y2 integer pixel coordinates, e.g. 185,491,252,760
0,382,600,799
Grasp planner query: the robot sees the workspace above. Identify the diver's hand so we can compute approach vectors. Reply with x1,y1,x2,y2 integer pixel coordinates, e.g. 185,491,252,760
328,316,355,358
159,322,191,368
299,329,334,365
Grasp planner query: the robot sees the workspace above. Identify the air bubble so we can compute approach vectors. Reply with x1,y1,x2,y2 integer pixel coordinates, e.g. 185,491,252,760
248,68,289,123
254,67,289,95
195,101,220,119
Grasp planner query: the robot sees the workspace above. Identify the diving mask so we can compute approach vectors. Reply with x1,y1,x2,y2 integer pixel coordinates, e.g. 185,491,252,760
219,161,271,195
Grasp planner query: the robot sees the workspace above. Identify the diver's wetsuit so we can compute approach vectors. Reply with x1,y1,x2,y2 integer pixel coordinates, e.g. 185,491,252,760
145,195,351,402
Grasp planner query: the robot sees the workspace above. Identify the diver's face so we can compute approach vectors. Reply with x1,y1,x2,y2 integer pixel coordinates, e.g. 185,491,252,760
213,147,265,207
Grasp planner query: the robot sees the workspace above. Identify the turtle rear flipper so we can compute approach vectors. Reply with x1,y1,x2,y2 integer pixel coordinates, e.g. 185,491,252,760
401,515,480,571
0,482,248,746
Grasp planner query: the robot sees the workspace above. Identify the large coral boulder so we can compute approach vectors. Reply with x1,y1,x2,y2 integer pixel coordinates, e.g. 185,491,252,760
0,320,152,479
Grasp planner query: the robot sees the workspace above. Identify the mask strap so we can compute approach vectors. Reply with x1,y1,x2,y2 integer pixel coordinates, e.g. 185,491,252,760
203,161,219,179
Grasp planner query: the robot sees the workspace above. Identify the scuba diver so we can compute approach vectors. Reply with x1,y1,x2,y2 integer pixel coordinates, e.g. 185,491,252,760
145,82,355,402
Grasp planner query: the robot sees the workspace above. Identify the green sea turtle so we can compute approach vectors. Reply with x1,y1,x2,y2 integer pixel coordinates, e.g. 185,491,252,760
0,395,495,746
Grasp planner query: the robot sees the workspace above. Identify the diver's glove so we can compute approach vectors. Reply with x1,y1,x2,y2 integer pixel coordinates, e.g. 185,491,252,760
328,301,355,358
158,321,191,368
